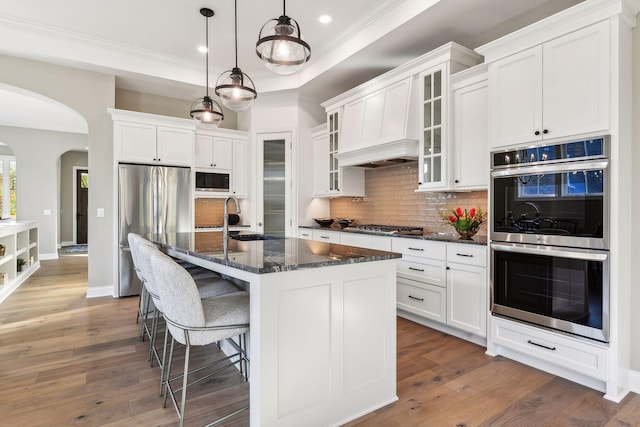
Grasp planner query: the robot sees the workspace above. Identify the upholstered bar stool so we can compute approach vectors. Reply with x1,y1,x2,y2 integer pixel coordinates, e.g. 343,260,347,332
133,236,246,381
128,233,154,341
150,250,250,427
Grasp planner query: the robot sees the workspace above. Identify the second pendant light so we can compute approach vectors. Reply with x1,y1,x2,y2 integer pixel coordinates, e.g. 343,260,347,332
215,0,257,111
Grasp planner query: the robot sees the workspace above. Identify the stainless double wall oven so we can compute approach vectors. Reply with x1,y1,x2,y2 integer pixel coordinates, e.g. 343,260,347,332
490,136,609,342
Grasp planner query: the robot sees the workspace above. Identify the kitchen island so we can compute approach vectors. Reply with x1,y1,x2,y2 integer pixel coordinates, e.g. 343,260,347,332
150,231,400,427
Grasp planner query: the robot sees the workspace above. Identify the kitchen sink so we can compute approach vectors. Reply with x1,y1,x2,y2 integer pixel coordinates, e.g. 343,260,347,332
230,234,286,241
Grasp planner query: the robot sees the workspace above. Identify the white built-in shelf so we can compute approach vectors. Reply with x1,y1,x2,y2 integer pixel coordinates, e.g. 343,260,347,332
16,247,27,256
0,254,14,267
28,242,36,249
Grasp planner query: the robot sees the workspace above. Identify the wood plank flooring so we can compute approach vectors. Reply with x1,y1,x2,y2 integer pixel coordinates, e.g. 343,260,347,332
1,254,639,426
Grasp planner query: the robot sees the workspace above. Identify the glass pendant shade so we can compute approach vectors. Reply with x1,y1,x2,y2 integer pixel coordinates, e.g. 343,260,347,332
190,8,224,127
190,95,224,128
256,13,311,76
216,67,257,111
215,0,257,111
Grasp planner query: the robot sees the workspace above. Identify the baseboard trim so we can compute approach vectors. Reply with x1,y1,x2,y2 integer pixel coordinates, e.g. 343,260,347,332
630,370,640,394
60,241,74,248
39,253,59,260
86,286,115,298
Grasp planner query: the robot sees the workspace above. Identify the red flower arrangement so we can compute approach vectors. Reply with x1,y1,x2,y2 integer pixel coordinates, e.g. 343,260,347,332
441,206,486,239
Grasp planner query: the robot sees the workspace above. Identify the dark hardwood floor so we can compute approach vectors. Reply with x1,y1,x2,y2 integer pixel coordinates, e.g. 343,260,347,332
1,254,639,426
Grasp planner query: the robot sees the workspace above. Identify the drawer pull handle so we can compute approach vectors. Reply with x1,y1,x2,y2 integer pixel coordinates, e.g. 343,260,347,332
408,267,425,272
408,247,424,251
527,340,556,351
320,236,330,239
456,253,474,257
408,295,424,302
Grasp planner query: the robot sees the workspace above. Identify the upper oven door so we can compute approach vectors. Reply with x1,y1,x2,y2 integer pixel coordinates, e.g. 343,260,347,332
491,159,609,249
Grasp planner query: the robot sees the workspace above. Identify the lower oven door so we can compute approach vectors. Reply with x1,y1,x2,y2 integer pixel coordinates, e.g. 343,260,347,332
491,242,609,342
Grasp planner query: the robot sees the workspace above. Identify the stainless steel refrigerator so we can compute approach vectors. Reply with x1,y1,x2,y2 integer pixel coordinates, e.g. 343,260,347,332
118,163,191,296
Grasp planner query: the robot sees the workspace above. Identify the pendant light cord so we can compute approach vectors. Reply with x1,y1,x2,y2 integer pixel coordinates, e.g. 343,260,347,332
234,0,238,68
205,13,210,97
283,0,286,15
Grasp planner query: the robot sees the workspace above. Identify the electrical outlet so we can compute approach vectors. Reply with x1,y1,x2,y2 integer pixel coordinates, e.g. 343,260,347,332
97,208,105,218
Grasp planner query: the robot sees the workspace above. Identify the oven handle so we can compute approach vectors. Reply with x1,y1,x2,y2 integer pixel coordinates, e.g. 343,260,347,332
490,242,608,261
491,159,608,177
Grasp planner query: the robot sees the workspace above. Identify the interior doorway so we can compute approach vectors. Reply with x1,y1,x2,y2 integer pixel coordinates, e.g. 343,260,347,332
74,168,88,244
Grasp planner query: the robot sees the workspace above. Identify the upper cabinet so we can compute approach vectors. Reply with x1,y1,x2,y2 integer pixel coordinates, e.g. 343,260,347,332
485,20,610,148
195,134,233,170
449,65,489,191
231,138,248,198
311,121,365,198
111,110,196,167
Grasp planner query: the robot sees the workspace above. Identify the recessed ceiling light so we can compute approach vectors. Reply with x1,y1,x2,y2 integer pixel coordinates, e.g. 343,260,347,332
318,15,332,24
198,45,208,53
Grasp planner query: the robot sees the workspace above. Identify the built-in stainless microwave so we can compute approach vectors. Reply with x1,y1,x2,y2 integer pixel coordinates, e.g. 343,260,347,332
195,170,230,192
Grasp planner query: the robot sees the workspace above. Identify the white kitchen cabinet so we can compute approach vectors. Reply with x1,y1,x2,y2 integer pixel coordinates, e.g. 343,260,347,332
339,232,392,252
231,139,247,197
116,122,194,166
297,229,313,240
195,134,233,170
312,229,341,243
111,109,196,166
418,64,447,190
450,65,488,190
311,120,365,198
488,20,610,148
393,237,488,342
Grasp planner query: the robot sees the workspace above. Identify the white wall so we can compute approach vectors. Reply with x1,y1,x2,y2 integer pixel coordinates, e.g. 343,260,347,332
0,127,87,258
0,54,115,294
630,24,640,373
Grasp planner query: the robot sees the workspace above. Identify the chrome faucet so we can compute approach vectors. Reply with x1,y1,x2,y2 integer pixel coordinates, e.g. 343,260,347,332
223,195,241,255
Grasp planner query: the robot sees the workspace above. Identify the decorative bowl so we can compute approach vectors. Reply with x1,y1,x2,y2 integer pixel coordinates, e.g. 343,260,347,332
455,226,479,240
335,218,354,229
313,218,334,228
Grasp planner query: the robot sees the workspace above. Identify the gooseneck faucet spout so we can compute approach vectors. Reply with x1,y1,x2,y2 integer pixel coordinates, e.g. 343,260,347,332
223,196,241,256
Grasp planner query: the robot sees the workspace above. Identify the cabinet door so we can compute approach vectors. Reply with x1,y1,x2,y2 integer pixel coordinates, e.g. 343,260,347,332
232,139,248,197
542,20,610,140
157,127,193,166
312,132,330,196
446,262,487,337
380,78,411,142
212,137,233,169
418,65,448,189
341,99,365,152
488,46,543,148
194,134,215,168
116,121,157,163
452,79,488,190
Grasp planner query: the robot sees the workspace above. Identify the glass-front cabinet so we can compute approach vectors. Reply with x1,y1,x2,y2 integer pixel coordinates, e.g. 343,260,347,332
418,65,447,190
328,110,340,192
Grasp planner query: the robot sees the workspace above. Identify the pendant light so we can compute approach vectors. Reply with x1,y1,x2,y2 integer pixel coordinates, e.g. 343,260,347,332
256,0,311,76
190,8,224,127
215,0,257,111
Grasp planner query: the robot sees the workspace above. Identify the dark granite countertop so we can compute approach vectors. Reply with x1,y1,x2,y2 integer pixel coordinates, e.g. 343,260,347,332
148,231,401,274
299,225,488,246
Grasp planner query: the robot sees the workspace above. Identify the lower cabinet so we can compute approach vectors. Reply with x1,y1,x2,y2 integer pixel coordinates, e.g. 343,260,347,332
393,237,488,342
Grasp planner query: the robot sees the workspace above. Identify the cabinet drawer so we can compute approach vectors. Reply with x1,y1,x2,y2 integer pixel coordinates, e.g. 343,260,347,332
397,258,446,287
392,238,446,260
340,233,392,251
312,230,340,244
397,278,446,323
446,243,487,267
297,229,313,240
491,316,608,381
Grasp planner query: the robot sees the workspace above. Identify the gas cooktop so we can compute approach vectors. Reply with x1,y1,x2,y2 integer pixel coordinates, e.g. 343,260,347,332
345,224,424,236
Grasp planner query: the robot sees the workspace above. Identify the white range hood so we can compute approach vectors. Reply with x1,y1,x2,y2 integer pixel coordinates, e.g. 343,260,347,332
335,139,418,168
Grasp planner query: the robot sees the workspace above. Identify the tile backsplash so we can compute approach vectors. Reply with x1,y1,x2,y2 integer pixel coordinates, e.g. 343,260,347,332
329,163,488,235
194,198,239,227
